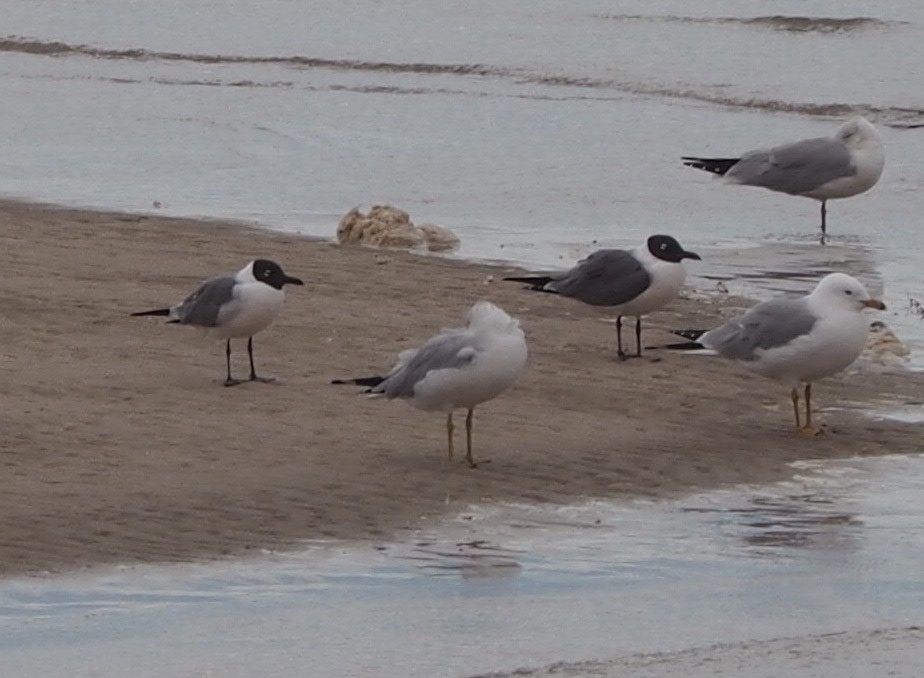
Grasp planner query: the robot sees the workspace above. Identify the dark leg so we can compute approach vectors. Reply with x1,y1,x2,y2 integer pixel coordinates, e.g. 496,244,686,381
464,407,479,468
790,387,800,429
634,316,643,358
616,315,627,361
223,340,244,387
247,337,275,384
805,383,812,430
820,201,827,245
446,411,454,462
804,383,814,432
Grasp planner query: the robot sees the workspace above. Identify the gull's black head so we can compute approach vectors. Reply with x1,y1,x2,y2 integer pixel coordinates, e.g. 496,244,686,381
251,259,304,290
646,235,701,263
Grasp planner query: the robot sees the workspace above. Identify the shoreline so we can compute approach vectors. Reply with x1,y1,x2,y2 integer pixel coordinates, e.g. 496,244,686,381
1,198,921,577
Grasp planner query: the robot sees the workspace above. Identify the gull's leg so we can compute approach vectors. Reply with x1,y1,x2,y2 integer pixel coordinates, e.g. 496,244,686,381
790,387,801,429
248,337,276,383
224,340,245,387
465,407,477,468
635,316,643,358
446,411,455,462
799,382,821,435
805,383,813,429
616,315,627,361
820,201,827,245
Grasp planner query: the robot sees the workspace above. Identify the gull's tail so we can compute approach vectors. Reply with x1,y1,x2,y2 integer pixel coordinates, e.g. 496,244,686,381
502,275,558,293
331,375,385,389
664,329,707,350
681,157,741,176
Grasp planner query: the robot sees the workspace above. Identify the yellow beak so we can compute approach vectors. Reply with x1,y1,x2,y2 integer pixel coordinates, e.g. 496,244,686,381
864,298,886,310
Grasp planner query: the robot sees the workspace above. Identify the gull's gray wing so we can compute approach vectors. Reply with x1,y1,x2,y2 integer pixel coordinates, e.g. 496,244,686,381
374,331,479,399
699,297,818,361
727,137,855,195
547,249,650,306
171,275,237,327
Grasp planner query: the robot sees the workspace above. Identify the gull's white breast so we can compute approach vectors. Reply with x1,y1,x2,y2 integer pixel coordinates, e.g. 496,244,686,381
617,259,687,316
412,329,527,412
210,282,285,340
805,139,885,201
748,311,870,383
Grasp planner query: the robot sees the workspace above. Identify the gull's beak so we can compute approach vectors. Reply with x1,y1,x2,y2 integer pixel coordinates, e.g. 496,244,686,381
864,298,886,310
682,250,702,261
284,275,305,286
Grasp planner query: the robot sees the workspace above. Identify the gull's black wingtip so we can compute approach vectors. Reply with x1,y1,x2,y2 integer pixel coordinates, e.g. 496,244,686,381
662,328,708,350
663,341,705,350
503,275,557,292
130,307,171,317
680,157,741,176
331,375,386,387
672,329,707,341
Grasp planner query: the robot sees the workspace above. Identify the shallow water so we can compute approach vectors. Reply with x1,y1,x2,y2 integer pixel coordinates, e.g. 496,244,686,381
3,0,924,360
2,454,924,677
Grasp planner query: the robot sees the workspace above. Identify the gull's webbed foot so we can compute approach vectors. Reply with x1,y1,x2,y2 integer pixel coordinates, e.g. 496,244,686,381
464,454,492,469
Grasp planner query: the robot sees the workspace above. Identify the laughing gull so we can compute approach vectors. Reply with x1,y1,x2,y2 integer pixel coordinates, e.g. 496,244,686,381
504,235,700,360
682,116,885,243
132,259,304,386
669,273,885,433
332,301,527,468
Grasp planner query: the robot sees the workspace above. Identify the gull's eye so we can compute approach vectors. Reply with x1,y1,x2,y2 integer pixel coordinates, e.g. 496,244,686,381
845,289,853,295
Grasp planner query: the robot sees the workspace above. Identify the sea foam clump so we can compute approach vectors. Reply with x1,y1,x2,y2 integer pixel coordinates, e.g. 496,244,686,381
337,205,459,252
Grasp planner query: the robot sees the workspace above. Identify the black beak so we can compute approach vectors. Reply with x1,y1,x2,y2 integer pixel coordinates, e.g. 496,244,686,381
682,250,702,261
284,275,305,286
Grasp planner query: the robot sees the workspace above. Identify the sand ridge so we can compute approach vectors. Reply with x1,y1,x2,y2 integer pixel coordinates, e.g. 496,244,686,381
0,200,921,576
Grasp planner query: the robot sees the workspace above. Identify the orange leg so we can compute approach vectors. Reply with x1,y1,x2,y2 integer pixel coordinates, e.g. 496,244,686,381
799,383,821,436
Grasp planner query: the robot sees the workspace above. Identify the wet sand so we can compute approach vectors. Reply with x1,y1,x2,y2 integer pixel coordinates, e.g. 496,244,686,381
1,199,921,576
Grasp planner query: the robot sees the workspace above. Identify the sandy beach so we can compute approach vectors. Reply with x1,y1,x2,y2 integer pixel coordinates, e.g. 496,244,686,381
1,199,921,577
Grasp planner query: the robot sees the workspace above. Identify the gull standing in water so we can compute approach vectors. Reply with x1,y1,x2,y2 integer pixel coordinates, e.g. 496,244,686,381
669,273,885,433
332,301,527,468
682,116,885,243
504,235,700,360
132,259,304,386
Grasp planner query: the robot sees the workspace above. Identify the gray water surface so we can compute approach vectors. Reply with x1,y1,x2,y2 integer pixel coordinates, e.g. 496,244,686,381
2,454,923,677
3,1,924,358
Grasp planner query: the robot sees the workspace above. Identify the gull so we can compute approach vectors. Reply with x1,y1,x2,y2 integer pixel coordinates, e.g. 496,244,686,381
503,235,700,360
131,259,304,386
670,273,885,433
682,116,885,243
332,301,528,468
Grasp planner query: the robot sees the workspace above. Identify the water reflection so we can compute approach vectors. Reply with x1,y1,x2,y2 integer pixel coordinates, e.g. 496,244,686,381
691,241,880,297
394,539,524,578
682,493,861,553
